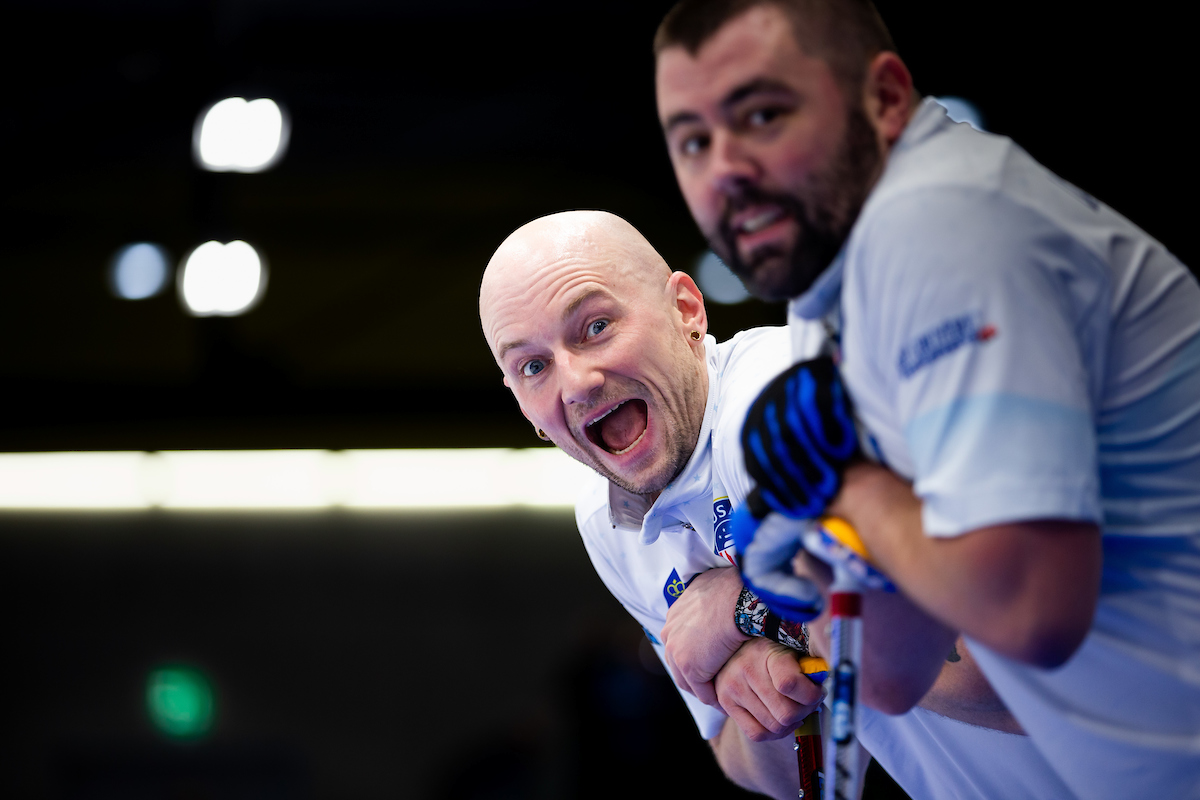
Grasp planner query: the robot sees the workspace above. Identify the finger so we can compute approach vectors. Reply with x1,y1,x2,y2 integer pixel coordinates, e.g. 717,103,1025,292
725,704,772,743
745,663,807,733
768,653,825,707
755,689,806,731
723,679,790,739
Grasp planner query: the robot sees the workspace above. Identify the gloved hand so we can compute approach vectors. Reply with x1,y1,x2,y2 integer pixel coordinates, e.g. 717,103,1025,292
731,500,894,623
802,516,895,592
741,355,860,520
729,495,823,623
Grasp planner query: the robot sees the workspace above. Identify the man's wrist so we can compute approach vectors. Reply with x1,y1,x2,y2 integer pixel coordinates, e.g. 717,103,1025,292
734,586,809,653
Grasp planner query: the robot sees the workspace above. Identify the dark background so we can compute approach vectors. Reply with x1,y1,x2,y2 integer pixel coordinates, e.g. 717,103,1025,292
2,0,1194,451
0,1,1192,797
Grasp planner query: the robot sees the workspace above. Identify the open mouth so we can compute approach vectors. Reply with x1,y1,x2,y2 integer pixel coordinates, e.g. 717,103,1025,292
736,206,786,234
585,399,648,456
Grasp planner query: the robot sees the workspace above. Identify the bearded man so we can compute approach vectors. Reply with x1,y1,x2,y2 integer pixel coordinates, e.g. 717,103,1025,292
653,2,1200,797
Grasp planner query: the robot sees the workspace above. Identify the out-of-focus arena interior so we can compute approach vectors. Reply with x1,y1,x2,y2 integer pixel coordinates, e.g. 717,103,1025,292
1,1,1193,797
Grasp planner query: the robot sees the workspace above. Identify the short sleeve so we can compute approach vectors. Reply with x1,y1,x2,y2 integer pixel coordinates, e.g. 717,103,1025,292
846,189,1106,536
647,640,729,739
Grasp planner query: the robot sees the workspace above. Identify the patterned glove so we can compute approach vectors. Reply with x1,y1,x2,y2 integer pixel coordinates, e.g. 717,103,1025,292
741,356,860,520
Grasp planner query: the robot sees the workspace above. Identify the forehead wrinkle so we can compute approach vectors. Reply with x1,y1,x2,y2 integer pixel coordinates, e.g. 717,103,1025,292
485,260,609,361
480,210,672,357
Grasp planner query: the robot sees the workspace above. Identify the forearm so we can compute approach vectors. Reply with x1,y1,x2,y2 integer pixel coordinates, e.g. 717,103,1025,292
709,716,800,799
797,552,954,715
830,463,1102,667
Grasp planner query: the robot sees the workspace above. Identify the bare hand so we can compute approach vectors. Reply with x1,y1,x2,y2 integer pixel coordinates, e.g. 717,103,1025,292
661,566,750,707
715,638,824,742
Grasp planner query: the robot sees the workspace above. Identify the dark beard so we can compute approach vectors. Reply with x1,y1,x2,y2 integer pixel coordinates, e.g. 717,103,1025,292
713,106,882,302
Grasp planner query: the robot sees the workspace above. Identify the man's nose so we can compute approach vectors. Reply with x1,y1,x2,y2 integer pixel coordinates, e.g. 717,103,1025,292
709,129,760,196
559,352,603,405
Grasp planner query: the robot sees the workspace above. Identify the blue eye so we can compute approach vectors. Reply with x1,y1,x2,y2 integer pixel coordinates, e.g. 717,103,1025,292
586,319,609,338
522,359,546,377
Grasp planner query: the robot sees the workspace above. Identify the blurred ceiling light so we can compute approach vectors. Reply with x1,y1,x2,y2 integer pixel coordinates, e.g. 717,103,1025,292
178,240,267,316
194,97,289,173
0,449,592,511
932,96,985,131
109,242,171,300
0,452,150,509
695,250,750,305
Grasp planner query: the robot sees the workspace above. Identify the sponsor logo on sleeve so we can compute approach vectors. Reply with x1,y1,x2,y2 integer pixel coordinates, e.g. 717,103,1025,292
897,313,996,379
663,568,693,608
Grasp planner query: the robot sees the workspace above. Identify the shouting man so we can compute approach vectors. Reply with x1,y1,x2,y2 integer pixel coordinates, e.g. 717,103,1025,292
479,210,1075,799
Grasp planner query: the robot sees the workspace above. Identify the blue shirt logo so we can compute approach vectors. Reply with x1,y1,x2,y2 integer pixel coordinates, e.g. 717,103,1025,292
898,313,996,379
713,496,734,555
663,568,691,608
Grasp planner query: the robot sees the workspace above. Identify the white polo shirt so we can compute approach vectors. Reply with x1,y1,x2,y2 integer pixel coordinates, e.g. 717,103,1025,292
575,326,1075,799
791,98,1200,799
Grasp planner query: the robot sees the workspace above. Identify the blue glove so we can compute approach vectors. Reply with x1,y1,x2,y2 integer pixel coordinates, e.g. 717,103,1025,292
729,494,823,623
741,356,860,520
802,517,895,592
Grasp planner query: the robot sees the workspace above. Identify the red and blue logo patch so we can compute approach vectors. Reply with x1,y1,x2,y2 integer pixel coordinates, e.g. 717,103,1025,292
713,496,734,557
898,313,996,379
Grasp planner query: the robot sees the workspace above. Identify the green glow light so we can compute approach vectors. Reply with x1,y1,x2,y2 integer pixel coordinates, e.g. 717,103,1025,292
146,666,214,738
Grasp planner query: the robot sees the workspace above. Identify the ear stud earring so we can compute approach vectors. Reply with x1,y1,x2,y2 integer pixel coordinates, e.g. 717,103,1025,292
690,330,702,341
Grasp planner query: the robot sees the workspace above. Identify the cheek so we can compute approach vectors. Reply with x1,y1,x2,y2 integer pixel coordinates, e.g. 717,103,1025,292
514,387,553,427
773,115,843,184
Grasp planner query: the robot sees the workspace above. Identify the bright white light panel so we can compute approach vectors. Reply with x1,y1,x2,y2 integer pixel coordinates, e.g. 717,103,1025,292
195,97,288,173
178,240,267,316
0,449,592,511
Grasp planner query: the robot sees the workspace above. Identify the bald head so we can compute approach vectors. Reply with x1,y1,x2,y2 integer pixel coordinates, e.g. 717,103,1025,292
478,210,710,495
480,211,673,356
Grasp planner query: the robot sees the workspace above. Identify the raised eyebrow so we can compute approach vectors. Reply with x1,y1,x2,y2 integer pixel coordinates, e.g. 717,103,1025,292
562,288,612,322
497,290,612,363
497,339,528,362
662,110,705,136
721,77,797,110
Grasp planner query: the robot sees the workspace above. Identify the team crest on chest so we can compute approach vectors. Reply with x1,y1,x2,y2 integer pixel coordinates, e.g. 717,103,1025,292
713,495,736,565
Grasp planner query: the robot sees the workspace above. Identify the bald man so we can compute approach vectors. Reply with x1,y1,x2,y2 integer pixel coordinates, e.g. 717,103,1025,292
480,210,1076,799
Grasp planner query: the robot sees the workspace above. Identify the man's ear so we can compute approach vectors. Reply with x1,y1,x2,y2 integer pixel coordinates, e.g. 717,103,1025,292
862,51,914,148
669,270,708,343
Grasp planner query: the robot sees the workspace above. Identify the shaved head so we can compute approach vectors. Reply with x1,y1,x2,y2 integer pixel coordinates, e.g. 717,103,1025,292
479,210,710,496
480,210,672,356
